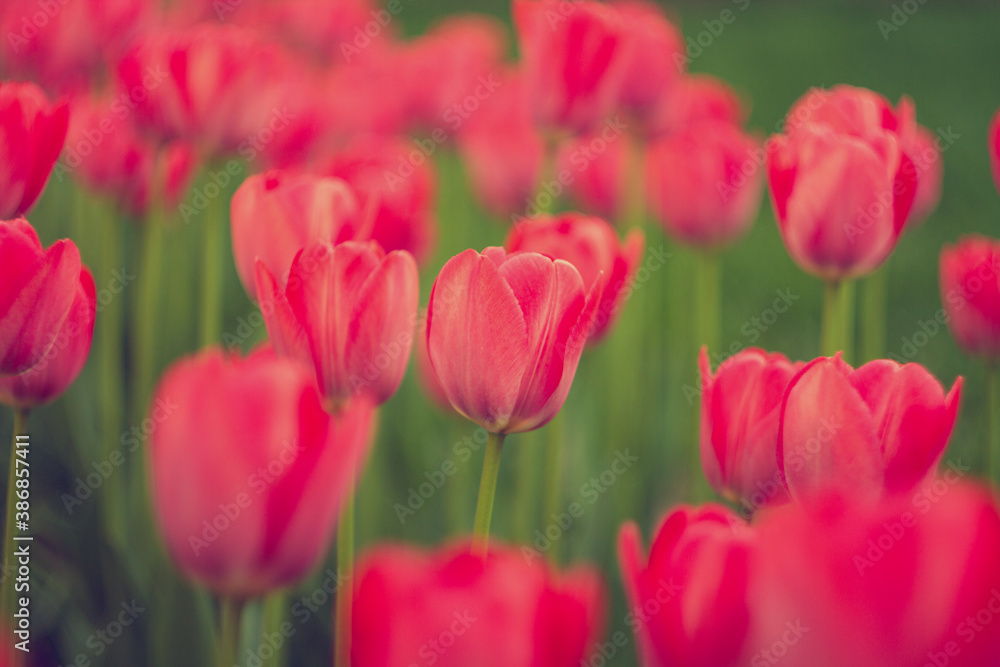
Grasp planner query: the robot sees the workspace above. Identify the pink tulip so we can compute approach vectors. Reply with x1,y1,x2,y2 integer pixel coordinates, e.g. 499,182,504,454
767,123,917,280
555,129,631,221
513,0,627,135
646,120,764,248
990,107,1000,197
939,236,1000,358
649,74,745,138
255,240,418,407
230,170,362,300
619,506,754,667
0,81,69,219
905,125,943,227
778,355,962,501
426,247,602,433
505,213,644,343
699,348,800,512
149,346,374,598
749,483,1000,667
352,541,605,667
320,136,437,264
0,218,83,376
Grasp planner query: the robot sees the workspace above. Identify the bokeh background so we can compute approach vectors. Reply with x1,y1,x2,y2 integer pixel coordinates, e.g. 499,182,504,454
7,0,1000,665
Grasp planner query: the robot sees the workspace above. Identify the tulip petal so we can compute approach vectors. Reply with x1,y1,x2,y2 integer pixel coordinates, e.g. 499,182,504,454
255,259,311,370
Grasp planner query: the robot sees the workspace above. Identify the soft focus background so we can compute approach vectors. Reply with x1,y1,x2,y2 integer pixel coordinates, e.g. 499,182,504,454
7,1,1000,665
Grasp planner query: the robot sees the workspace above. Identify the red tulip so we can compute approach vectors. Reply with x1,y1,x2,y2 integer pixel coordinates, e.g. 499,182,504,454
767,123,917,280
990,107,1000,197
906,125,943,227
0,81,69,219
777,355,962,501
648,74,745,138
939,236,1000,358
320,136,437,264
457,69,545,218
555,129,631,221
513,0,627,135
0,218,83,376
646,120,764,248
611,0,684,131
352,541,605,667
749,483,1000,667
618,506,754,667
255,241,418,407
149,346,374,598
505,213,644,343
230,170,363,300
699,348,800,512
426,247,601,433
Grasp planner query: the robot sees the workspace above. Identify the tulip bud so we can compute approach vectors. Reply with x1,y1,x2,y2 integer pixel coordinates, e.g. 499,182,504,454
939,236,1000,359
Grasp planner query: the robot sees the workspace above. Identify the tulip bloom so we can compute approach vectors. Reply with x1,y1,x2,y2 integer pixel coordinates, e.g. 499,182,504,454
699,348,800,511
905,125,943,227
749,483,1000,667
231,171,362,300
939,236,1000,358
256,241,418,407
778,355,961,501
647,120,764,248
513,0,627,135
555,130,630,221
149,346,374,598
0,219,84,376
353,541,605,667
0,266,94,409
649,74,745,138
619,506,754,667
505,214,644,343
0,82,69,219
426,247,601,433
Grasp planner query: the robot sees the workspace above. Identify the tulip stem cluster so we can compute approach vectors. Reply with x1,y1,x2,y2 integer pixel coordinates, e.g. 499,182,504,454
1,409,29,635
472,432,506,557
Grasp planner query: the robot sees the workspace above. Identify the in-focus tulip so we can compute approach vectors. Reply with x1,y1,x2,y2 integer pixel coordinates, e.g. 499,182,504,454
231,170,362,300
778,354,961,500
513,0,627,135
353,541,605,667
939,236,1000,358
699,348,800,511
255,241,418,407
426,247,601,433
505,213,644,343
321,136,437,264
619,506,754,667
990,107,1000,197
149,346,374,598
0,81,69,219
648,74,745,138
647,120,764,248
0,219,83,376
0,265,94,409
748,483,1000,667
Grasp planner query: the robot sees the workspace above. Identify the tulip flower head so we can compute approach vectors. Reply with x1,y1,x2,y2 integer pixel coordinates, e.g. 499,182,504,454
939,236,1000,359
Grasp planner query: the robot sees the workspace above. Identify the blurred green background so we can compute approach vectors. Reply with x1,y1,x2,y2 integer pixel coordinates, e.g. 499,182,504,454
9,1,1000,665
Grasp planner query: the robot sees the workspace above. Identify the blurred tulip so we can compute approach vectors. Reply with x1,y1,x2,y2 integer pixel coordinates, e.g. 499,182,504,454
231,170,362,300
555,129,630,221
647,120,764,248
618,506,754,667
117,25,288,158
320,136,437,264
255,241,418,407
611,0,684,131
513,0,627,135
324,48,409,140
505,213,644,343
749,483,1000,667
0,218,83,376
0,81,69,219
990,107,1000,197
767,123,917,280
939,236,1000,358
149,346,374,598
426,247,601,433
649,74,745,137
0,266,94,409
778,354,962,501
457,69,545,218
699,348,800,511
905,125,943,227
353,541,605,667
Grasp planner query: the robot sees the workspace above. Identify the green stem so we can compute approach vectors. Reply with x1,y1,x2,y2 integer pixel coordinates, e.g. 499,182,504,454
199,187,226,348
623,134,645,229
534,135,559,216
541,412,565,564
988,365,1000,483
133,205,165,422
334,489,355,667
821,280,844,357
216,597,244,667
695,252,722,357
513,430,540,544
471,432,505,557
261,590,288,667
841,279,856,364
860,264,888,362
2,410,29,634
